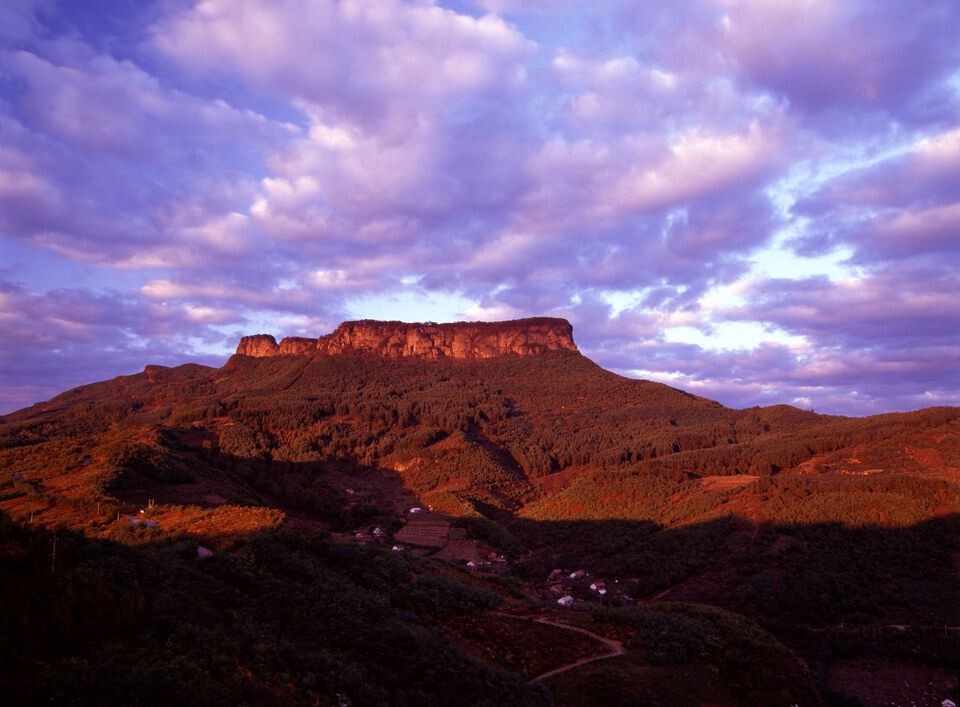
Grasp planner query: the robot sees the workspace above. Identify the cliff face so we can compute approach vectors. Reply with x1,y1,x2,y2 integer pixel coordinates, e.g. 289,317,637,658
234,317,578,360
235,334,279,357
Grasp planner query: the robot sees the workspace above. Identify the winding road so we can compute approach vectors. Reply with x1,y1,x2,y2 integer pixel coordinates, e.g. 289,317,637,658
529,617,626,683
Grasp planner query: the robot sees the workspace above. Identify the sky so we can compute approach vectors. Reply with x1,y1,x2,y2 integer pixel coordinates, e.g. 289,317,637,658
1,0,959,416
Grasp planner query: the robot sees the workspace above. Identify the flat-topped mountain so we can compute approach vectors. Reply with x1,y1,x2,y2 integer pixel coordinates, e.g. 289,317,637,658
235,317,578,360
2,317,959,705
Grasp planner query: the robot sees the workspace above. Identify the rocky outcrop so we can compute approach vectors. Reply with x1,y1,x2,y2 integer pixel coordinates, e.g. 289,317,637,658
235,334,279,358
278,337,317,356
234,317,578,360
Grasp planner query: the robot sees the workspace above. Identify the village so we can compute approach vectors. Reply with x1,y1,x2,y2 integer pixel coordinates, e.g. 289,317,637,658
9,460,637,611
23,464,641,612
340,496,636,609
347,506,511,573
534,567,635,608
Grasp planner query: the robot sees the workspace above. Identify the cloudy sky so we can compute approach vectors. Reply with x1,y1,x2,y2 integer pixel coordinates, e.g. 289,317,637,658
1,0,959,415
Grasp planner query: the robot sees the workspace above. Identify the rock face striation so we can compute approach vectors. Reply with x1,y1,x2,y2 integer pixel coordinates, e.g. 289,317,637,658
235,317,578,360
235,334,282,358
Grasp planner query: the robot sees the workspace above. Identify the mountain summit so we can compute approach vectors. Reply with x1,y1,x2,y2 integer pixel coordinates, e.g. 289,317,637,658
235,316,578,360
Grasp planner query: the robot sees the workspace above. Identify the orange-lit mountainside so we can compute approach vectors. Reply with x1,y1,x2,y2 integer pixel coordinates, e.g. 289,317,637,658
2,318,959,705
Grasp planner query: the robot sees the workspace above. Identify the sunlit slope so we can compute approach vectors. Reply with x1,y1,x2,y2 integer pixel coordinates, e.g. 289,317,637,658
2,350,958,521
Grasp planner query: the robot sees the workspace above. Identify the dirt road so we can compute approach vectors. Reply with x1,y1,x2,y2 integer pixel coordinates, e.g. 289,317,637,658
530,617,626,682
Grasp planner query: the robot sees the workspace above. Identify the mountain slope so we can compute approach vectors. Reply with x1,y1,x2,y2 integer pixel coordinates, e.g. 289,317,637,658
2,318,959,704
4,346,957,513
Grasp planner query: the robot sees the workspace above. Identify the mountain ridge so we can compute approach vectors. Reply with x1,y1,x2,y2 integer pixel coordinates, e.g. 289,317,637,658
2,318,960,705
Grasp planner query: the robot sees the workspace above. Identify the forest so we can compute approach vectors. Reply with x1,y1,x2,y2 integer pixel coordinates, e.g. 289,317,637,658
1,348,959,704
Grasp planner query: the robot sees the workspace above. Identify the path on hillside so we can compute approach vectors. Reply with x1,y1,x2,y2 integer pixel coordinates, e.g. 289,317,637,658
528,617,626,682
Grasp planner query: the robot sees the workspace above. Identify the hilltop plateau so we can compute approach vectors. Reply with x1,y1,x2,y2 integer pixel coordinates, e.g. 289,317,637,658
235,317,578,359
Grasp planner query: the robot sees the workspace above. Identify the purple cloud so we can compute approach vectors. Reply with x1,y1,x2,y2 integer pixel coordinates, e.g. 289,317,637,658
666,0,960,125
1,0,959,415
0,280,230,412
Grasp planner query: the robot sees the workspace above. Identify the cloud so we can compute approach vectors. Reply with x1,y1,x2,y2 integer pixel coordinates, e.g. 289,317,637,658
0,0,53,44
153,0,533,122
800,127,960,216
859,202,960,260
610,121,785,213
725,268,960,351
0,45,294,267
2,0,959,416
0,280,230,412
710,0,960,122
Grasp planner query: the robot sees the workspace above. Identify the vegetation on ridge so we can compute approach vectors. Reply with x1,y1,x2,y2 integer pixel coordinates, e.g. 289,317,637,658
1,347,959,704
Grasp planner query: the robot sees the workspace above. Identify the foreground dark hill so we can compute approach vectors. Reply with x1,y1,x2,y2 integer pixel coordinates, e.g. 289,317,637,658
2,318,959,705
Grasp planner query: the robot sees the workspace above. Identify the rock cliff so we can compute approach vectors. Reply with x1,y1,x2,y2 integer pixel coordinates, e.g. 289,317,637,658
235,317,577,360
235,334,280,357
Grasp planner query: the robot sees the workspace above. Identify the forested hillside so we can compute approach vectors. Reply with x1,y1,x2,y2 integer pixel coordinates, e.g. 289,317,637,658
2,346,959,704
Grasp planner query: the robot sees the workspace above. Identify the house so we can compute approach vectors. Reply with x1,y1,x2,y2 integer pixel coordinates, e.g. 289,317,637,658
557,595,574,606
372,527,383,537
196,545,213,559
392,545,403,552
569,569,589,579
590,581,606,592
409,507,423,514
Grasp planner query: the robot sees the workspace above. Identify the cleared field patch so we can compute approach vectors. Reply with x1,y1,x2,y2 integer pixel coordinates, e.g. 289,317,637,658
698,475,758,491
